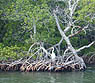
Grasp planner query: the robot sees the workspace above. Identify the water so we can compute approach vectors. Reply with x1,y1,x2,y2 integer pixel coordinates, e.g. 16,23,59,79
0,67,95,83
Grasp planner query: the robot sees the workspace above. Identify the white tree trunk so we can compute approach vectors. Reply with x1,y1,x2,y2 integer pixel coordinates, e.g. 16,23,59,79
54,13,86,68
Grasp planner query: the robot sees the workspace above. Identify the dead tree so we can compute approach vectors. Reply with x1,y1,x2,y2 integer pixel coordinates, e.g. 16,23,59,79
52,0,95,69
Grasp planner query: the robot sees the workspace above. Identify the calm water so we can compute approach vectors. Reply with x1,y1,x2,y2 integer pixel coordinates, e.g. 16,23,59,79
0,67,95,83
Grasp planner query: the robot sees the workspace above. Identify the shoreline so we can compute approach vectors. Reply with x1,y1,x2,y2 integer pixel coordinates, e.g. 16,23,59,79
0,55,95,72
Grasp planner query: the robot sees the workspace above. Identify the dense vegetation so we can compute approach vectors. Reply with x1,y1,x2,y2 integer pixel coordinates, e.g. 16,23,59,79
0,0,95,61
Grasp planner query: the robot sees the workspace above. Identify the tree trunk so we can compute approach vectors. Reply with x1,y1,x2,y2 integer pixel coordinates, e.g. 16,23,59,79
54,13,86,69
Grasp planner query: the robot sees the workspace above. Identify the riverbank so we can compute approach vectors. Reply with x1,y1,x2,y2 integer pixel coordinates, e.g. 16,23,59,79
0,60,81,72
0,55,94,72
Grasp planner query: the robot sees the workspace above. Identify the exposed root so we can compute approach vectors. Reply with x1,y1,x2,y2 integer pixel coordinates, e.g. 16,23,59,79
0,42,86,72
0,57,86,72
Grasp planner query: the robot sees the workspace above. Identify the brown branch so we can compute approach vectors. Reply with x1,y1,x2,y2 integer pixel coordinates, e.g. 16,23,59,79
68,27,83,38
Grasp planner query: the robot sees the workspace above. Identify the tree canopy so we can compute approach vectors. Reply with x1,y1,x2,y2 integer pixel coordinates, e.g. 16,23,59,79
0,0,95,60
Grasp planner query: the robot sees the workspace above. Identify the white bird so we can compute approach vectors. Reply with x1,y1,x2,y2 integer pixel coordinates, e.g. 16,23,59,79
50,47,56,60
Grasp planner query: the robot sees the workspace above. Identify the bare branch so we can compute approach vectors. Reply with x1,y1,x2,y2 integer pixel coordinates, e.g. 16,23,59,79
64,47,69,55
27,42,40,55
76,41,95,52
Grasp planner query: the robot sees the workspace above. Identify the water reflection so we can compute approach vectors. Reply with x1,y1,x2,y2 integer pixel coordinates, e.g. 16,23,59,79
49,74,56,83
47,72,85,83
0,68,95,83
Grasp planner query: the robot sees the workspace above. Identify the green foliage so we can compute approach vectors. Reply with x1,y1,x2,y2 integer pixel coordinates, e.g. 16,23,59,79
0,0,95,61
0,44,27,61
71,37,79,48
3,0,56,44
75,0,95,23
0,0,58,61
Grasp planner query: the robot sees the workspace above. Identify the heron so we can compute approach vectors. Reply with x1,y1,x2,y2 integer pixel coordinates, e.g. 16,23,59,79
50,47,56,61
